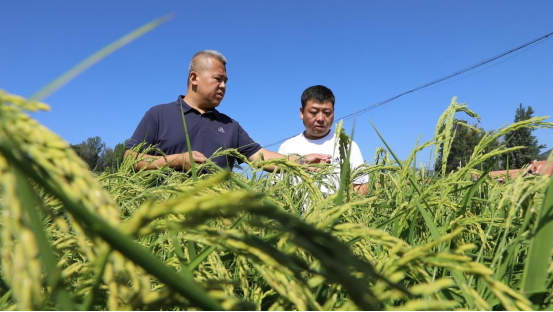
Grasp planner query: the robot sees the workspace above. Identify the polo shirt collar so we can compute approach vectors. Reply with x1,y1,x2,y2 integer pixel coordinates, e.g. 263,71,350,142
175,95,220,117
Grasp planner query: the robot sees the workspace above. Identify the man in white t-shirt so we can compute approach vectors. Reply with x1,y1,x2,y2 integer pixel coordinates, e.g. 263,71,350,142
278,85,369,195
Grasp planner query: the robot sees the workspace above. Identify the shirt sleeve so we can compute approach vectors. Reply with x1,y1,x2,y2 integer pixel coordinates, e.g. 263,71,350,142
235,123,262,161
126,109,158,153
350,141,369,184
277,142,287,155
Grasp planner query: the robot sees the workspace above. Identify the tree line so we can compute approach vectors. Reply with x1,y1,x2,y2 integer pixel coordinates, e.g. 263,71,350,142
70,137,127,173
435,103,548,174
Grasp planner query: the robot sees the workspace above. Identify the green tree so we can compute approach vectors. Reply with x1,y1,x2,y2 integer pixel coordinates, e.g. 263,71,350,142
71,136,106,171
97,141,127,172
435,119,499,173
71,137,127,173
505,104,546,169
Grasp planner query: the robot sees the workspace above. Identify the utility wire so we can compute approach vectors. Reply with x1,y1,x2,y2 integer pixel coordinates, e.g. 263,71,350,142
263,31,553,148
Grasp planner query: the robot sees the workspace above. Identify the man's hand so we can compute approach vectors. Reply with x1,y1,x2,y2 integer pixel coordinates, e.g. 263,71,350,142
303,153,332,164
124,149,207,171
247,148,332,172
174,151,207,170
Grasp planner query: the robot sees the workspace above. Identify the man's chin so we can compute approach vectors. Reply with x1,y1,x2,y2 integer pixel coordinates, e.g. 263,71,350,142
306,129,329,140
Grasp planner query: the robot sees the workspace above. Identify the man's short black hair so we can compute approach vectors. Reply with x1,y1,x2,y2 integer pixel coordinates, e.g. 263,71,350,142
301,85,335,109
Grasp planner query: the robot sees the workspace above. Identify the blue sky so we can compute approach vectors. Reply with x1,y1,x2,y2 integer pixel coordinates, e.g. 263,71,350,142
2,1,552,168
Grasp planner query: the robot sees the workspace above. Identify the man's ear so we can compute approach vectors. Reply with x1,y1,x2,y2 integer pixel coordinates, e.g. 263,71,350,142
189,71,198,86
299,107,304,120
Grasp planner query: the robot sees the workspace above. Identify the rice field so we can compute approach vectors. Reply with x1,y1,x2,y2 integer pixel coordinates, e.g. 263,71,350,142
1,89,553,310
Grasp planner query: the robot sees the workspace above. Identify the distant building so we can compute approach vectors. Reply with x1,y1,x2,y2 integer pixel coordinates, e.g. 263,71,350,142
489,159,552,183
529,160,553,176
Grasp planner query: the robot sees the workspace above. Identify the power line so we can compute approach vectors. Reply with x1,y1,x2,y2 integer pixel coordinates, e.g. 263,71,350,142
263,30,553,148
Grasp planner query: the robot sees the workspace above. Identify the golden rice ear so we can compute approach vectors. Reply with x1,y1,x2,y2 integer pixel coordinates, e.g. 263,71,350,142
0,155,44,310
0,91,177,310
0,89,50,112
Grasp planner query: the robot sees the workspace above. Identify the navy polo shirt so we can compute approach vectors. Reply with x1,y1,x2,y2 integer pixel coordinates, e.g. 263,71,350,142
126,96,261,170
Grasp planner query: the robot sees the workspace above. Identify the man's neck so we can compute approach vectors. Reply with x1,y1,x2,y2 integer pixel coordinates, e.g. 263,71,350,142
303,130,332,141
183,94,208,114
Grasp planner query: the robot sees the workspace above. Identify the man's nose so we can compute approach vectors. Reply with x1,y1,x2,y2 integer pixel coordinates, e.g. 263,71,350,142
316,113,325,121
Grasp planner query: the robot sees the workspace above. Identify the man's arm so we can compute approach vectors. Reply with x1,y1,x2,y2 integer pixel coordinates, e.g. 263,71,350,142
124,150,207,171
353,183,368,195
247,147,331,172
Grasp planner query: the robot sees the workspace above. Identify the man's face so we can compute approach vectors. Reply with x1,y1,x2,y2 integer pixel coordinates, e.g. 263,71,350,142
192,57,228,108
300,100,334,140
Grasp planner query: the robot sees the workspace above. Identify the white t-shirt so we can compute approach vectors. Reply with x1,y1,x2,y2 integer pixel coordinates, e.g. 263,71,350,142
278,131,369,194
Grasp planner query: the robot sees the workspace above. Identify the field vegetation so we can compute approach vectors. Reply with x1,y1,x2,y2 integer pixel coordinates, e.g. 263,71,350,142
1,16,553,310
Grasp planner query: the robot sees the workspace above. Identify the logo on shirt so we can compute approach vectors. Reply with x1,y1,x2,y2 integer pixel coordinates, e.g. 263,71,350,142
218,127,225,133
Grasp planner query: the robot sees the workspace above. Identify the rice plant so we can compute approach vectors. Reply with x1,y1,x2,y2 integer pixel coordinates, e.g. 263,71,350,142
1,88,553,310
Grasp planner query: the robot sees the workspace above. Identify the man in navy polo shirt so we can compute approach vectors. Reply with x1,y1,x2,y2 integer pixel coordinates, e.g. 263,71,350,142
125,50,330,171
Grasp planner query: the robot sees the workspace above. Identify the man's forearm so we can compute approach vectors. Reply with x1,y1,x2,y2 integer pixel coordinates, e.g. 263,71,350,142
124,150,179,171
248,148,303,172
353,183,369,195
